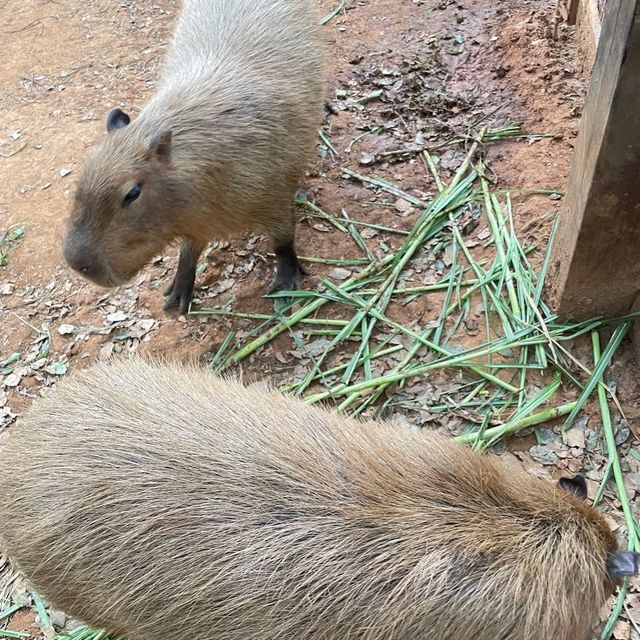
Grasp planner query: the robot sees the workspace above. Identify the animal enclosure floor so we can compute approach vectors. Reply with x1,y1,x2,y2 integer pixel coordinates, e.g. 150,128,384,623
1,0,639,638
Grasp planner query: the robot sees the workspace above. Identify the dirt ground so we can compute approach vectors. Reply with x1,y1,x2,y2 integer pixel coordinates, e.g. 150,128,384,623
1,0,639,638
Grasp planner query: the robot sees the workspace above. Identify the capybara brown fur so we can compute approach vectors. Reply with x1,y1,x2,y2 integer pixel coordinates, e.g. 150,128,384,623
0,359,638,640
63,0,325,312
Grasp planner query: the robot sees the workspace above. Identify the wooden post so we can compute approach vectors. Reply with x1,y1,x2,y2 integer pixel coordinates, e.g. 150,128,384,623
549,0,640,321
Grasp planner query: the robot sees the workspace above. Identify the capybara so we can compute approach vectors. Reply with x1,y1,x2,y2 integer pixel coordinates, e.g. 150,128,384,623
63,0,325,312
0,359,637,640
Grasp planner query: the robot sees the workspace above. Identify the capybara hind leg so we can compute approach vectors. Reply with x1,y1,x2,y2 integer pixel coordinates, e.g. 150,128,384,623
268,240,306,294
164,239,204,313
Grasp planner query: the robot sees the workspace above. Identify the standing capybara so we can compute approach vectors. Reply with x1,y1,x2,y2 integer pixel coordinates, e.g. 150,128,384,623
0,359,637,640
63,0,325,312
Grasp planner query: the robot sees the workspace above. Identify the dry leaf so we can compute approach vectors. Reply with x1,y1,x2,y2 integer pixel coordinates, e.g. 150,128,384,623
3,373,21,388
58,324,76,336
329,268,351,280
613,619,630,640
394,198,413,215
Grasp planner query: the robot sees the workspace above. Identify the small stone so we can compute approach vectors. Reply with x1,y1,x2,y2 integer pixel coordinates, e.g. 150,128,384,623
565,427,585,449
615,421,630,445
50,610,66,631
389,413,419,433
138,319,156,332
530,445,558,466
584,428,599,452
613,619,630,640
307,338,332,358
99,341,115,360
30,358,47,370
45,362,68,376
216,279,235,292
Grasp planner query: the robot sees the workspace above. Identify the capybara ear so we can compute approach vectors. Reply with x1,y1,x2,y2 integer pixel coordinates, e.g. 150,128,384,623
557,475,588,500
148,129,172,162
106,108,131,132
607,551,640,579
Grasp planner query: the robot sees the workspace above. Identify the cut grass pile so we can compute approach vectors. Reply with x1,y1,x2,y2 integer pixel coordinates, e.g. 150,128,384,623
3,127,635,640
201,127,635,449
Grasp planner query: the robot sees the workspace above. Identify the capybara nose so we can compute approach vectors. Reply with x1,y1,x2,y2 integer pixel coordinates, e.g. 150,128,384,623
63,233,108,285
64,239,94,275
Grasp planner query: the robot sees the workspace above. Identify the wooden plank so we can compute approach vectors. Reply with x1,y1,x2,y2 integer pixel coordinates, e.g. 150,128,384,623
558,0,601,75
575,0,602,70
563,0,600,32
548,0,640,320
567,0,581,24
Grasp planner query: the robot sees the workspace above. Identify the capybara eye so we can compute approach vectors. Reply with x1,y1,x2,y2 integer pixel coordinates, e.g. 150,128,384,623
122,183,143,208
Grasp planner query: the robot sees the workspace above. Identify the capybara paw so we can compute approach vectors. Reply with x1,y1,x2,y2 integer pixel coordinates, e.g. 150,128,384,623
164,279,176,297
163,284,193,313
323,101,338,121
268,274,299,295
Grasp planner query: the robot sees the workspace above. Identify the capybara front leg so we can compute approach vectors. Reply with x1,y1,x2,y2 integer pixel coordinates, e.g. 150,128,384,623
164,239,204,313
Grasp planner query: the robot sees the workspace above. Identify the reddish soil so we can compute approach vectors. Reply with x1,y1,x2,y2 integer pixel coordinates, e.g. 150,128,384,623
1,0,638,638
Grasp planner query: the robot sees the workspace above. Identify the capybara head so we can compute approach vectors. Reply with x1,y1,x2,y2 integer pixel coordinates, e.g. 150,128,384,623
63,109,188,287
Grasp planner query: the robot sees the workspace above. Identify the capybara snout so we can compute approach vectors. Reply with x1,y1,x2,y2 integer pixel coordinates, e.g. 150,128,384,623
62,230,110,286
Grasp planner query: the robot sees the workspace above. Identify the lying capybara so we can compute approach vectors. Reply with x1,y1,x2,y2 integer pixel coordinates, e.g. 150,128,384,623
63,0,325,312
0,359,637,640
